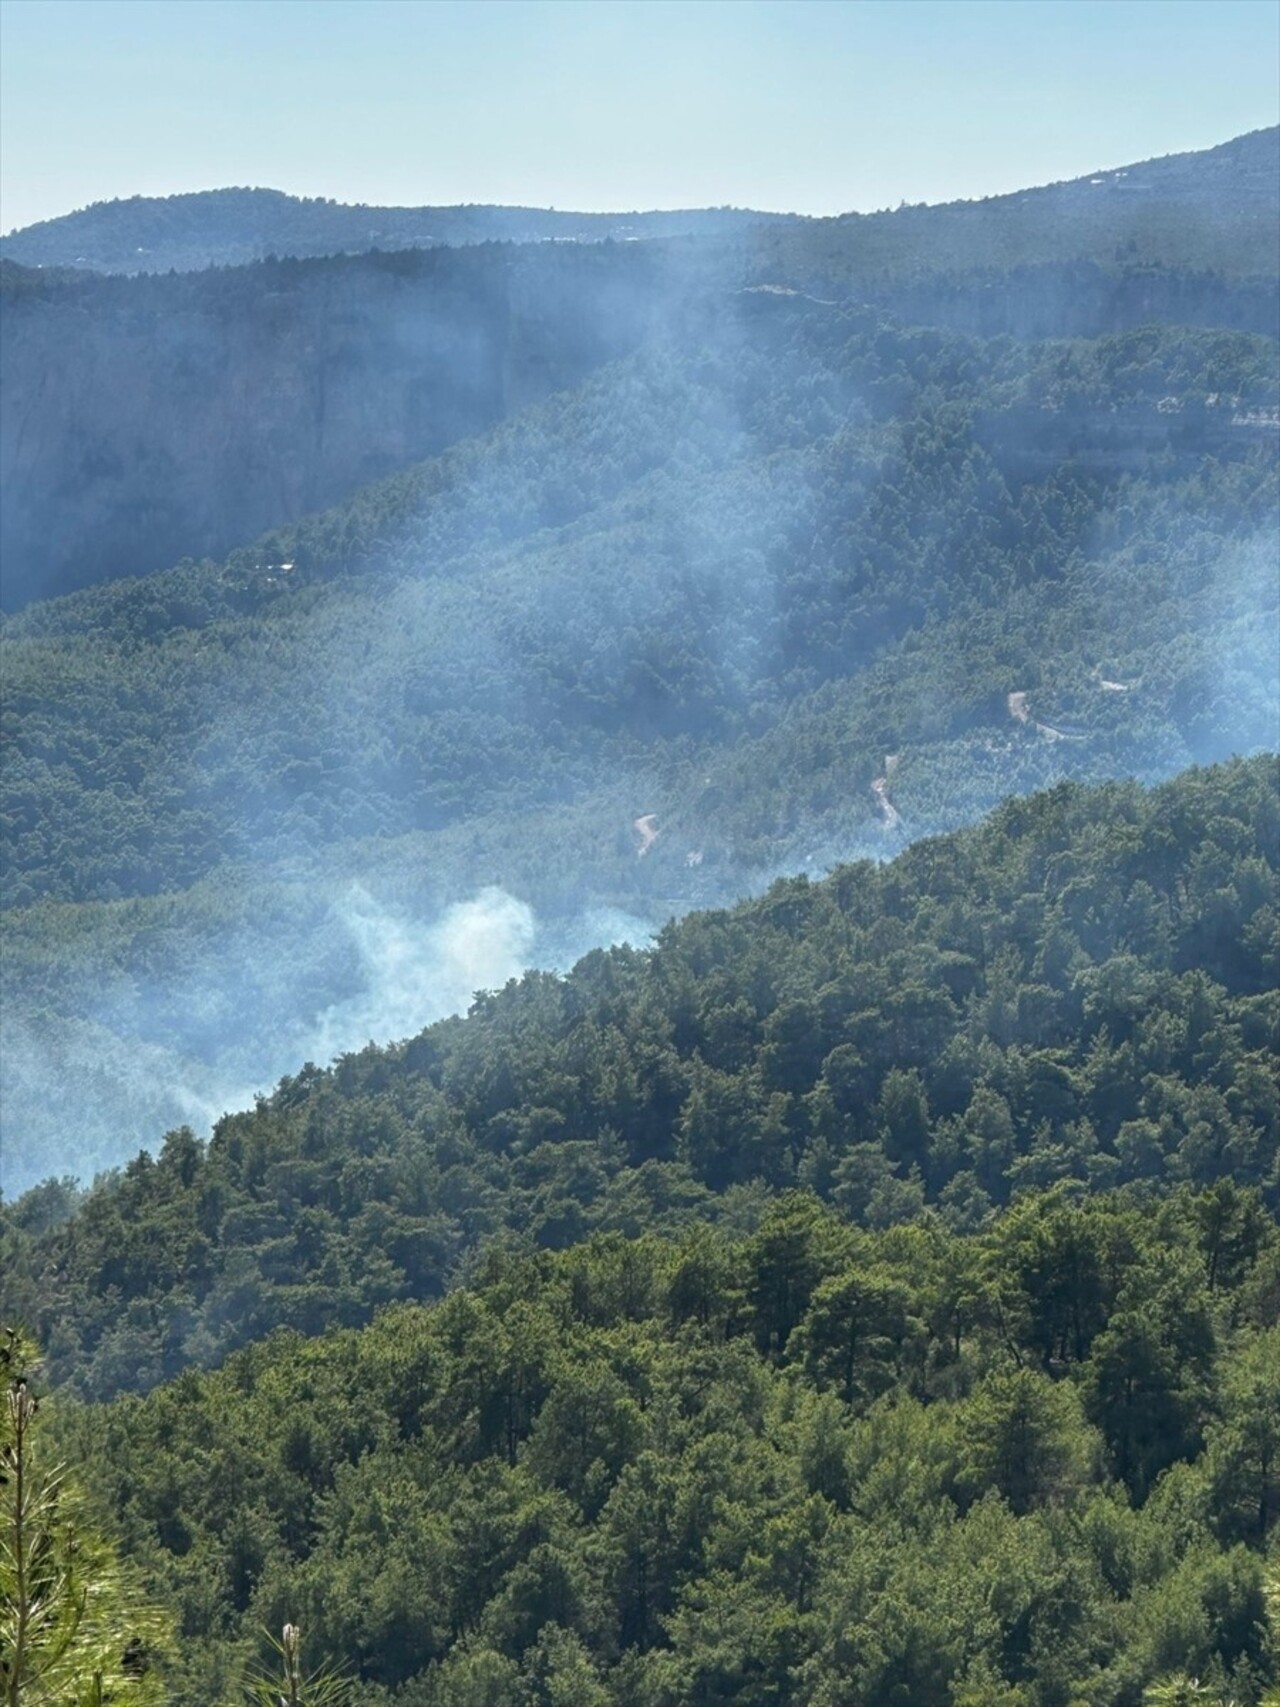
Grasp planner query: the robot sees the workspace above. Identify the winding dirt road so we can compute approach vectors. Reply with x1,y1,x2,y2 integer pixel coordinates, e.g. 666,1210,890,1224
1008,690,1070,741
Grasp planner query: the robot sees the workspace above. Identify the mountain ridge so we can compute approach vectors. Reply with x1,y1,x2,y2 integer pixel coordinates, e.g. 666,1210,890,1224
0,188,799,275
4,125,1276,610
4,127,1275,277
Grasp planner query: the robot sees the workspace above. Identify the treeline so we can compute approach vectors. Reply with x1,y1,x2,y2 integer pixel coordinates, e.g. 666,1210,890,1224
46,1186,1280,1704
748,126,1280,285
7,127,1276,285
4,758,1275,1400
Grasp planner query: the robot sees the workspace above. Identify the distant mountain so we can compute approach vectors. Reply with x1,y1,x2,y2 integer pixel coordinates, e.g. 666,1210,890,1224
3,131,1276,610
2,129,1275,281
0,187,799,274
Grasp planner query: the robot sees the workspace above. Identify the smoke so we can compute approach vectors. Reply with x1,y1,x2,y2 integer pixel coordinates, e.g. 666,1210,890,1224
3,268,1274,1205
306,884,536,1060
0,882,655,1199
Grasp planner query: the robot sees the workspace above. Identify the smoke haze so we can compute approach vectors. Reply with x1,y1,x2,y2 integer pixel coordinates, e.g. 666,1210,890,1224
1,136,1276,1200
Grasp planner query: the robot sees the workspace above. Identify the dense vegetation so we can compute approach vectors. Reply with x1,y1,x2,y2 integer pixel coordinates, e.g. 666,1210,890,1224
34,1184,1280,1705
4,128,1276,609
3,757,1276,1702
0,1330,171,1704
8,310,1275,907
2,126,1278,1707
4,757,1275,1402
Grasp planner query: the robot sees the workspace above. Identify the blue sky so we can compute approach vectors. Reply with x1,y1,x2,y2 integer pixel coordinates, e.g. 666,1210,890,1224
2,0,1277,232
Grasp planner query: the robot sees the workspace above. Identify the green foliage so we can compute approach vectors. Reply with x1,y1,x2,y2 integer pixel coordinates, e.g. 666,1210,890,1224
2,216,1275,1193
0,1329,168,1705
0,130,1276,1703
3,758,1276,1399
31,1187,1279,1705
245,1623,349,1707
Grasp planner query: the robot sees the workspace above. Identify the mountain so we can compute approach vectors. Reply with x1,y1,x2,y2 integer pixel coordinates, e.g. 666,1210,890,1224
3,128,1275,280
4,759,1278,1701
1,128,1277,1194
3,130,1276,611
759,126,1280,285
0,188,799,274
3,299,1276,1193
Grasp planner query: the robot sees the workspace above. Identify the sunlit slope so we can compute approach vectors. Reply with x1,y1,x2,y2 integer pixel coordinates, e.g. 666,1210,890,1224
33,1187,1280,1706
3,757,1275,1397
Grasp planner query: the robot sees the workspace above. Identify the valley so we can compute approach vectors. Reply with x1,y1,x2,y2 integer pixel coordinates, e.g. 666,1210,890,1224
0,111,1277,1707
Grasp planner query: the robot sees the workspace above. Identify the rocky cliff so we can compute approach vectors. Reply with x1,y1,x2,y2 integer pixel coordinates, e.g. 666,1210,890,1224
0,243,666,607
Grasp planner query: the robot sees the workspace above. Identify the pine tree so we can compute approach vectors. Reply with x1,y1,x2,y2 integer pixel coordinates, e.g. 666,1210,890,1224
0,1328,166,1706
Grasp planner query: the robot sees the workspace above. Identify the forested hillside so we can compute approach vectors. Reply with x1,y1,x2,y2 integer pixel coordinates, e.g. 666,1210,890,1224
5,129,1275,280
1,32,1277,1700
2,129,1277,1197
5,759,1278,1703
3,291,1276,1191
3,128,1276,608
0,242,674,607
43,1193,1280,1706
4,757,1275,1396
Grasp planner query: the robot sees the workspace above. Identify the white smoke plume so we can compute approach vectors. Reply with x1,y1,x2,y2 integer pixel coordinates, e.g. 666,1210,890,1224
306,883,537,1060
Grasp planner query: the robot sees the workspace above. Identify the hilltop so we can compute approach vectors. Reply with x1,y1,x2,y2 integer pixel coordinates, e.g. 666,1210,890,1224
3,128,1275,279
0,189,798,274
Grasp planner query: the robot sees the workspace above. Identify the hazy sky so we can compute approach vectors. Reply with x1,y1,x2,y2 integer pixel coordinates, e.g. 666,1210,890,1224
2,0,1277,232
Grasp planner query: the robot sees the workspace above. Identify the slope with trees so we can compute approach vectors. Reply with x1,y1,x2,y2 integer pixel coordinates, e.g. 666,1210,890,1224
37,1187,1280,1705
2,297,1275,1192
3,758,1275,1401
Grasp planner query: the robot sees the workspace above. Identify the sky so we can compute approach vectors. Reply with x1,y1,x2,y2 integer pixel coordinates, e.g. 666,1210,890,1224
1,0,1278,233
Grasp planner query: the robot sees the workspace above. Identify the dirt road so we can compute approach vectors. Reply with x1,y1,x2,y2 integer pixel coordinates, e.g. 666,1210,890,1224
1008,690,1070,741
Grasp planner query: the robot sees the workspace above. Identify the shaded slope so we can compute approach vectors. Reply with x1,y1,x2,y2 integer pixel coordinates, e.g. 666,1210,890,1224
3,129,1275,608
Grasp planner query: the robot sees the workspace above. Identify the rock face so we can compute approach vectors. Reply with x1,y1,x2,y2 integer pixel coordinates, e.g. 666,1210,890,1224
0,243,666,608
